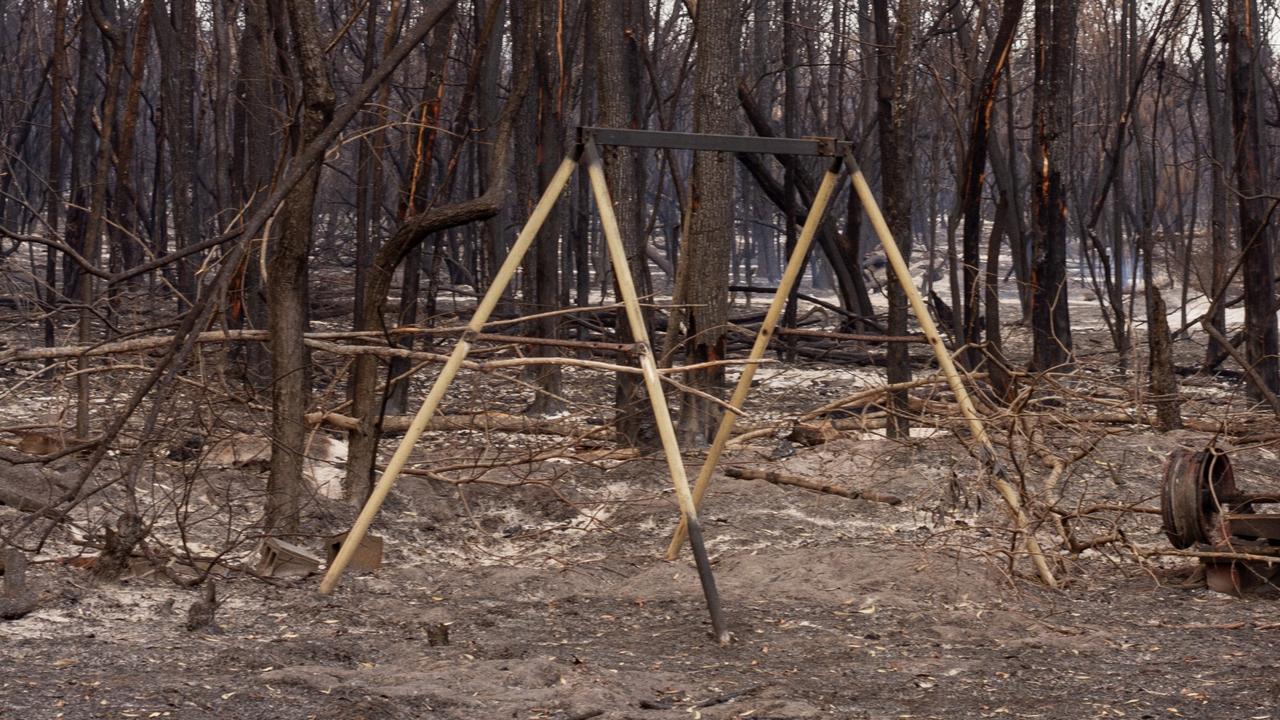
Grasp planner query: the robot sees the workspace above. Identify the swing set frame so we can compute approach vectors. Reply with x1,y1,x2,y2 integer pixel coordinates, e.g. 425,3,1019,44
318,127,1054,646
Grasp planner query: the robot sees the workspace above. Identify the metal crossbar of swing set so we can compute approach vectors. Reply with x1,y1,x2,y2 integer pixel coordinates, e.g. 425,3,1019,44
579,126,852,156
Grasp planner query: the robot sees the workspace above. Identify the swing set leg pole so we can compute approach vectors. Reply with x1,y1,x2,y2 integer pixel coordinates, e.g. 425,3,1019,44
584,141,730,644
319,150,582,595
842,149,1057,589
665,159,844,559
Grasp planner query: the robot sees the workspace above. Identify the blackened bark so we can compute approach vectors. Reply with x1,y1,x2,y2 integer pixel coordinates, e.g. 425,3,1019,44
107,0,152,278
265,0,336,536
1226,0,1279,397
1198,0,1231,363
673,0,739,446
872,0,918,438
781,0,799,361
523,0,566,418
1139,64,1181,430
77,0,128,438
984,196,1012,399
957,0,1023,371
736,83,875,324
1029,0,1077,372
229,0,277,386
591,0,656,446
43,0,67,350
62,11,99,304
153,0,201,302
385,8,457,415
353,0,381,334
342,36,533,503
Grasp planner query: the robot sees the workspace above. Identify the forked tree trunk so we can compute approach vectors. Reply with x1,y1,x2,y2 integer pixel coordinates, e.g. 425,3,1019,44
342,34,533,503
957,0,1023,372
386,8,456,416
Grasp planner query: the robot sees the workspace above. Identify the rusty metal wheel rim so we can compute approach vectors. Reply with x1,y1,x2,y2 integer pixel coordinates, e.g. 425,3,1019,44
1161,448,1236,549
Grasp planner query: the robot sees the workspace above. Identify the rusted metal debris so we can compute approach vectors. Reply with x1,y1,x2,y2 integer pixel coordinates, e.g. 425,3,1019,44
1161,448,1280,593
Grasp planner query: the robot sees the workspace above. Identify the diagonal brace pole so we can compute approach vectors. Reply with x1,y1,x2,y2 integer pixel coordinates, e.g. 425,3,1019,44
584,141,731,644
665,158,845,559
842,148,1057,588
320,150,582,595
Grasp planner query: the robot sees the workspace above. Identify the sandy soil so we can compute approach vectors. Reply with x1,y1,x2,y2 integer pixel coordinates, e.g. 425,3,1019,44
4,270,1280,719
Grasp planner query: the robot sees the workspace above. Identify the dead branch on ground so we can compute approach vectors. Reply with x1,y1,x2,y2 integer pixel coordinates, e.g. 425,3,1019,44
724,466,902,505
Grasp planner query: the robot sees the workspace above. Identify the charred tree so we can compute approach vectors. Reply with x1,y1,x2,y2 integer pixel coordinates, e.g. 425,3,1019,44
872,0,919,438
957,0,1024,372
591,0,657,447
670,0,739,446
342,19,532,502
264,0,336,535
1029,0,1078,373
1225,0,1279,397
152,0,202,302
1198,0,1231,364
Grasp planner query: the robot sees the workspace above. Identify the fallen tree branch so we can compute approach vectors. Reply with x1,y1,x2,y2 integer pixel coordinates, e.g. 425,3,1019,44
1138,547,1280,565
307,410,595,438
724,466,901,505
800,374,986,422
1068,409,1272,436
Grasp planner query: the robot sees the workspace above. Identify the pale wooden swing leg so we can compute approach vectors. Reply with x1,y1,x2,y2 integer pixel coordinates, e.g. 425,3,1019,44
665,159,845,560
584,142,730,644
842,149,1057,589
319,151,581,595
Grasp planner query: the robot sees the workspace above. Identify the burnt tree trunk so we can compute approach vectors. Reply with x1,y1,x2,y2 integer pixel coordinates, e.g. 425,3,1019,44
1138,63,1181,430
957,0,1023,371
1029,0,1078,373
153,0,201,302
1198,0,1231,364
591,0,657,447
1226,0,1279,397
342,26,532,502
872,0,918,438
985,195,1013,399
671,0,739,446
385,8,456,416
228,0,278,387
264,0,335,535
522,0,566,418
106,0,153,279
42,0,67,351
